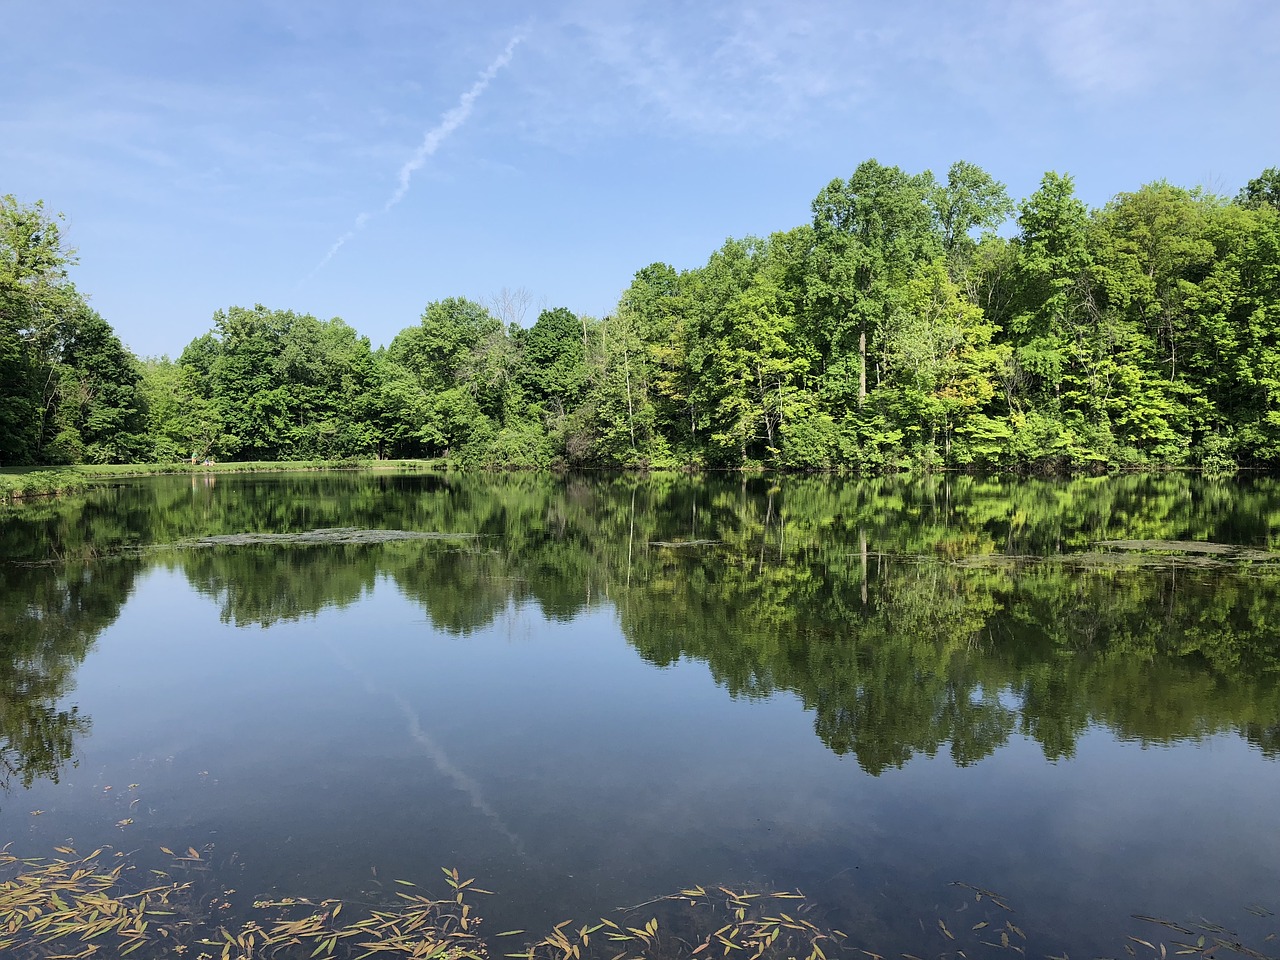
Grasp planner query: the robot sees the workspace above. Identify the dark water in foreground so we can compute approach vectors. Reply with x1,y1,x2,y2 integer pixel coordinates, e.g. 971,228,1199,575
1,471,1278,957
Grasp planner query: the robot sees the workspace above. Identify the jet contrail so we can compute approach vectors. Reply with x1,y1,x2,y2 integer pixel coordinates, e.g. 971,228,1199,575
304,34,523,281
384,35,522,212
322,636,530,861
393,693,529,860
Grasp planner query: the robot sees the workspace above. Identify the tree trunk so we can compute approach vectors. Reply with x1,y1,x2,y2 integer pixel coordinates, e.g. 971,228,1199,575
859,329,867,409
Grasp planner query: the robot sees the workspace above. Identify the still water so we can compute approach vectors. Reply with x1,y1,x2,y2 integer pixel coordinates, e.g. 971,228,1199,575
1,471,1278,957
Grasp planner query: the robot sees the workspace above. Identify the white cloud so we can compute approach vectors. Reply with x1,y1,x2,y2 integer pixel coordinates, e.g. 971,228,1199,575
1009,0,1280,99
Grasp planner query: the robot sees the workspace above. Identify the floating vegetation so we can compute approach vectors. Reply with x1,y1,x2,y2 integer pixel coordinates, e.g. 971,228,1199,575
1,846,1277,960
946,543,1280,572
0,846,491,960
1093,539,1280,563
186,528,481,548
938,882,1280,960
515,885,841,960
0,846,842,960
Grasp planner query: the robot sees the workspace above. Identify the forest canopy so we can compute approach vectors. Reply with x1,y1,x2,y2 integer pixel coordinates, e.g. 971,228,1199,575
3,162,1279,472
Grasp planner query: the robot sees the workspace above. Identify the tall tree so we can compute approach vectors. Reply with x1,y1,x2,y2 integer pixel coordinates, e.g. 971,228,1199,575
208,305,292,459
877,261,1009,464
384,298,508,458
928,160,1014,278
43,303,147,463
623,262,701,451
808,160,940,416
1006,173,1091,415
521,306,589,415
0,196,79,464
1237,167,1280,210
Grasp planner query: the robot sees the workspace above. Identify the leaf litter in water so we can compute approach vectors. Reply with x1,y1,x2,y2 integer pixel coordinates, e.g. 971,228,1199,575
2,849,1276,960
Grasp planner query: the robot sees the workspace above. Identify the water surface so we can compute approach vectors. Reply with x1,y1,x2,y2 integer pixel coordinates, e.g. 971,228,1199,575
1,471,1278,956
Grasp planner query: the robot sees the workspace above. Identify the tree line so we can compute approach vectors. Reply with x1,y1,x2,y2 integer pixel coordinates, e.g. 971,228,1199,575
3,161,1280,470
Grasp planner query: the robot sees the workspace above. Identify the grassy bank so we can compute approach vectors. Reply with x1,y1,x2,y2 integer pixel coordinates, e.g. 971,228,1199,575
0,468,91,501
0,459,447,501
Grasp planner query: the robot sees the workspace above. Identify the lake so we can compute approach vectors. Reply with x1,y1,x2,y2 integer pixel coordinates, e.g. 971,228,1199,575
1,471,1278,959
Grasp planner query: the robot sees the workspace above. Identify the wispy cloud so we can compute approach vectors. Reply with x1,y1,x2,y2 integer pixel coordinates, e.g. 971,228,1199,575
305,33,523,280
1007,0,1277,99
533,1,911,141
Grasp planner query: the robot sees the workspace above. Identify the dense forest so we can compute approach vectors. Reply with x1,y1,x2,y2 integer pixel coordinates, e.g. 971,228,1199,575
3,161,1280,471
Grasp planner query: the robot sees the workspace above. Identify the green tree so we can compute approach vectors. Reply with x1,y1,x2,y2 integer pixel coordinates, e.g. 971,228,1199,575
137,356,187,461
206,305,293,459
622,262,703,454
383,298,518,459
1188,200,1280,461
808,159,941,418
699,237,809,464
1237,167,1280,210
587,307,656,465
1083,183,1220,460
521,306,590,414
878,261,1009,465
173,332,227,461
928,160,1014,277
43,303,148,463
0,196,80,464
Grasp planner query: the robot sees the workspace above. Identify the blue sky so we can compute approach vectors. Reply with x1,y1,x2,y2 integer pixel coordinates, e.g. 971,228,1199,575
4,0,1278,358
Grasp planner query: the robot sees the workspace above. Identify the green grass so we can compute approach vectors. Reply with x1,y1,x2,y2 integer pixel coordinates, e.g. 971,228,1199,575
0,469,90,501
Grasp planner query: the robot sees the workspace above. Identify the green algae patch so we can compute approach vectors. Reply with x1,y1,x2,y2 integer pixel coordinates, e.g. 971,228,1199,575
187,527,480,548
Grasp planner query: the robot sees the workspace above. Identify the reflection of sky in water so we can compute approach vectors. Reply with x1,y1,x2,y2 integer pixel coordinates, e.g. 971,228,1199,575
2,562,1278,958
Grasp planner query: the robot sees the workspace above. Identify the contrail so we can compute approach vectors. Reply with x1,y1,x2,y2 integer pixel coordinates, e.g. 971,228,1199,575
384,35,522,212
393,693,529,860
304,34,523,281
322,637,530,860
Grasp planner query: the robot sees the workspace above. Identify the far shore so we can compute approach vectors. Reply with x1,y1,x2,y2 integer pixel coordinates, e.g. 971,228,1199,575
0,459,447,501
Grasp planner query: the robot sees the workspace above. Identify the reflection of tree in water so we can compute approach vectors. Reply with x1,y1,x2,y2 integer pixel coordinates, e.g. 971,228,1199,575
606,474,1280,774
178,542,381,626
5,470,1280,786
157,471,1280,771
0,557,139,795
622,541,1280,772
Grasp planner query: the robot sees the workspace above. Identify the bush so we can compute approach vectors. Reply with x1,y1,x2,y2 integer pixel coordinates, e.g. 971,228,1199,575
1198,430,1238,476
